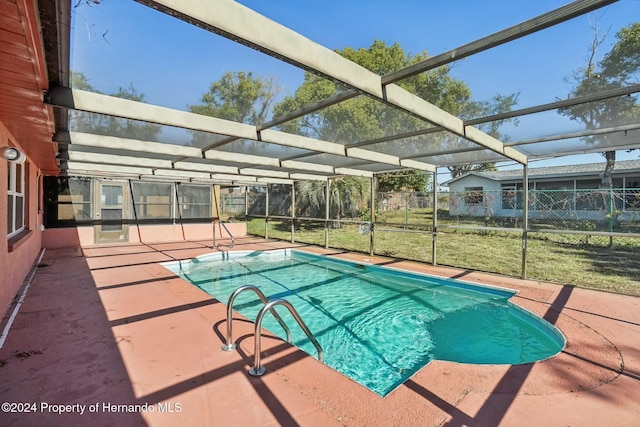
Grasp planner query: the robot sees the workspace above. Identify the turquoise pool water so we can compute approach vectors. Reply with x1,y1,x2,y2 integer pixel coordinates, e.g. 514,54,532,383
163,249,565,396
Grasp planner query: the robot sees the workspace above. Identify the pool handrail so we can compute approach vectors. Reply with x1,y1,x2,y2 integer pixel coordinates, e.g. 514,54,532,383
215,220,235,251
249,298,324,376
222,285,291,351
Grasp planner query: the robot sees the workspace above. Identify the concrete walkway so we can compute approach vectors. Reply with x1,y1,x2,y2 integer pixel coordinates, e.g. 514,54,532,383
0,237,638,426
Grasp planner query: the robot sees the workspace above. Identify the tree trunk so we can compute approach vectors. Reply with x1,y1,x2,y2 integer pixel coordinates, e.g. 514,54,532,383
601,150,616,188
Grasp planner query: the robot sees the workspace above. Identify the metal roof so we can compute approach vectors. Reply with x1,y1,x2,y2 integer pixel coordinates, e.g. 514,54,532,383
443,159,640,185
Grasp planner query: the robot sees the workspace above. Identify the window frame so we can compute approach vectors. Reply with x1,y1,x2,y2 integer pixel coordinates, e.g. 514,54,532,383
130,181,173,222
7,161,25,238
177,183,212,220
463,186,484,205
43,176,93,228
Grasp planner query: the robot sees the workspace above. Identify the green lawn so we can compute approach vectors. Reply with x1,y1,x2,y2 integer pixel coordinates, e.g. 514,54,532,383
243,211,640,296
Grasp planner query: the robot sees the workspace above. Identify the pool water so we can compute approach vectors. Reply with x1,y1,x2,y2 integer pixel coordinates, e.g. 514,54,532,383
164,249,564,396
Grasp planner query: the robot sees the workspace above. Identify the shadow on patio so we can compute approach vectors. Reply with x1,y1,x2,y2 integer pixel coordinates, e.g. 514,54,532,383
1,238,639,426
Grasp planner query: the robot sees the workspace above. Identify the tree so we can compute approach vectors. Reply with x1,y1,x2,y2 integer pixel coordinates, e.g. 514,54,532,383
274,40,472,144
274,40,518,184
376,170,430,193
559,21,640,188
188,71,281,147
189,71,280,124
447,93,520,178
274,39,520,220
295,177,371,221
69,71,161,140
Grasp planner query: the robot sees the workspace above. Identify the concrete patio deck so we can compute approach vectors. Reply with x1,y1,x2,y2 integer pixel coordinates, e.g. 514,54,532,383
0,237,638,426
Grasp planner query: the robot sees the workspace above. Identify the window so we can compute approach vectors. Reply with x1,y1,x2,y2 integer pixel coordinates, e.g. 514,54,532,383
501,183,524,210
131,182,172,221
43,177,215,227
177,184,211,220
625,178,640,211
7,162,25,237
501,185,516,210
464,186,484,205
43,177,92,227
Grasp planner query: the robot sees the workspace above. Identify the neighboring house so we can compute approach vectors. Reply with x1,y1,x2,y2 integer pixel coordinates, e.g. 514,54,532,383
443,160,640,221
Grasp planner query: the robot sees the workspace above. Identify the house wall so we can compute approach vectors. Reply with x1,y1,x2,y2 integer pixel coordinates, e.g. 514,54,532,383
447,176,502,216
42,222,247,249
448,173,640,220
0,122,44,318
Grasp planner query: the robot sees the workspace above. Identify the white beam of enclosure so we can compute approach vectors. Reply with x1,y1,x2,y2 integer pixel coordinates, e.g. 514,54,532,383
137,0,383,99
65,132,356,178
240,168,290,179
290,173,329,181
401,159,436,170
383,85,464,135
280,160,334,174
66,131,202,157
48,86,255,139
68,134,328,182
238,182,266,187
381,0,619,84
51,90,436,172
463,126,528,164
203,150,280,167
211,173,256,182
190,178,233,185
334,168,373,178
138,0,527,165
66,131,276,171
67,151,173,169
506,122,640,148
172,161,238,175
261,129,436,171
257,177,293,185
154,169,212,179
63,161,153,176
208,0,619,163
260,129,345,156
345,147,396,168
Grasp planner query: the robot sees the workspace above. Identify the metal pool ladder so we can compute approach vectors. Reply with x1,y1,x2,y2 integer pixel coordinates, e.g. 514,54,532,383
222,285,291,351
214,220,235,251
222,286,324,377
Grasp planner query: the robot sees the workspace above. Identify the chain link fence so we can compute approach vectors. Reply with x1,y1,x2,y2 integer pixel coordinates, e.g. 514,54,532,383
376,192,433,224
226,187,640,233
444,188,640,232
222,186,640,294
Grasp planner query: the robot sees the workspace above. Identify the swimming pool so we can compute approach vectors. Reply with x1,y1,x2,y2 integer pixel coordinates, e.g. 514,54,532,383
163,249,565,396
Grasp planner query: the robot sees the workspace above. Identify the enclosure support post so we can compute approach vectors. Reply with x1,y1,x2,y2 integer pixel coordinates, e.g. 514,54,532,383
325,178,330,249
128,180,142,244
370,174,375,256
432,170,438,266
291,182,296,243
521,164,529,279
265,184,269,240
609,186,614,248
212,216,217,251
244,185,248,221
212,184,220,250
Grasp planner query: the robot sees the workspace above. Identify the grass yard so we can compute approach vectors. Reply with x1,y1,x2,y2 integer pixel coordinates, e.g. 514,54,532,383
245,213,640,296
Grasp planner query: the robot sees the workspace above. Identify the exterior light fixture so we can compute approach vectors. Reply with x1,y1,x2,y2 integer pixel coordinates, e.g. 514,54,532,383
2,147,26,164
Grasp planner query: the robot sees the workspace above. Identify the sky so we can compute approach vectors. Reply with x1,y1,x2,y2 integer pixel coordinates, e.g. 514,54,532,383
69,0,640,176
